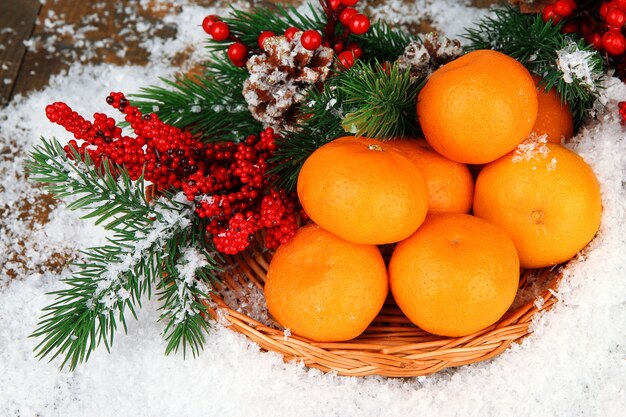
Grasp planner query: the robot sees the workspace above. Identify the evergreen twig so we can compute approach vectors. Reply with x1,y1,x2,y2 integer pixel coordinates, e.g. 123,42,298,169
353,20,418,63
210,4,326,52
340,60,423,139
131,58,261,142
26,138,218,369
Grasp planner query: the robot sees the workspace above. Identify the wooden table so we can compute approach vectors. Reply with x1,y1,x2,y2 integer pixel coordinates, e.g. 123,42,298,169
0,0,509,106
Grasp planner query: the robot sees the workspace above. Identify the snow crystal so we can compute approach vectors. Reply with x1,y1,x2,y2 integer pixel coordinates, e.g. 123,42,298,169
0,1,625,417
512,133,550,163
556,40,602,89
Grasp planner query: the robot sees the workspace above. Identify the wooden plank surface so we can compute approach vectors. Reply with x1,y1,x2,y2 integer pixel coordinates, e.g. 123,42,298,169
4,0,509,104
0,0,40,105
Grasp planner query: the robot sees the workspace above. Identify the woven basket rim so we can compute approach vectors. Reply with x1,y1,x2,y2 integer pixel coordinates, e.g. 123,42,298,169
145,184,565,377
205,246,565,378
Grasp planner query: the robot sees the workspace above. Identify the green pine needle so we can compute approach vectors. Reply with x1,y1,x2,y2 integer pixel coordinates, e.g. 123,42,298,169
340,60,423,139
209,4,326,52
131,58,261,142
27,138,218,369
353,20,418,63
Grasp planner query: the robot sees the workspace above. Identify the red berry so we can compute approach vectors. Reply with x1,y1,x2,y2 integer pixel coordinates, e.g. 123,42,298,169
338,50,356,69
340,0,359,5
202,15,219,34
301,30,322,50
542,5,562,23
602,30,626,55
334,41,344,53
284,27,300,41
560,21,579,34
330,0,342,10
258,31,276,50
339,7,358,26
616,0,626,11
606,8,626,28
588,32,603,50
346,42,362,59
227,43,248,62
553,0,575,17
210,22,230,41
349,14,370,35
600,2,616,18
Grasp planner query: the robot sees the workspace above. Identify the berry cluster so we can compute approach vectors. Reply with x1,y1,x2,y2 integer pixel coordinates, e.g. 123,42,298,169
47,94,204,190
202,0,370,70
542,0,626,79
182,129,300,254
47,94,301,255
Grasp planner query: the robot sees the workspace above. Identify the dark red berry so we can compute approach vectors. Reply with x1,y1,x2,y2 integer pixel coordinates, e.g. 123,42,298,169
560,21,579,34
606,8,626,28
349,14,370,35
338,50,356,69
210,22,230,41
301,30,322,50
258,31,276,50
339,7,358,26
227,43,248,63
602,30,626,55
346,42,362,59
542,5,562,23
588,32,603,50
553,0,575,17
202,15,219,34
340,0,359,6
284,27,300,41
330,0,341,10
600,2,615,18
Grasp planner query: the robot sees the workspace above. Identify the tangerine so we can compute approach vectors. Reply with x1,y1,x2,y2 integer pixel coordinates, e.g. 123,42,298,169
264,224,388,342
389,213,520,337
383,138,474,213
417,50,538,164
297,136,429,245
532,75,574,144
473,136,602,268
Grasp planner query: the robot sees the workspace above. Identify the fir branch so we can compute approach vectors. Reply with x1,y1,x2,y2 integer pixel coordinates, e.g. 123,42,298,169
340,60,422,139
209,4,326,52
463,7,605,127
131,58,262,142
26,139,217,368
158,222,219,356
352,20,418,63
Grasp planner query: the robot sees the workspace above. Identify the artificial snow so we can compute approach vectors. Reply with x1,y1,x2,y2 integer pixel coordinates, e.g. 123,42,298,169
1,1,625,416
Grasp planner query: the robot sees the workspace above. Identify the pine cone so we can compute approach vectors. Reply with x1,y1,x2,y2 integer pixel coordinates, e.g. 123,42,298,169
243,32,334,132
397,33,463,81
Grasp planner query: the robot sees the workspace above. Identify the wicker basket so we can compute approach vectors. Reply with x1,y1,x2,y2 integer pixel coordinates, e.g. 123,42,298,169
205,245,565,377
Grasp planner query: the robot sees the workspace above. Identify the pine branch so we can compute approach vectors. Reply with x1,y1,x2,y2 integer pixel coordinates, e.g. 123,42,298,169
352,20,418,63
131,58,262,142
340,60,423,139
463,7,605,128
26,139,217,368
208,4,327,52
158,222,220,357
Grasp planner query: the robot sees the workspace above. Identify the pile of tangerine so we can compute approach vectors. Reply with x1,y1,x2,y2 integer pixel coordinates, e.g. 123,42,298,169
263,50,602,343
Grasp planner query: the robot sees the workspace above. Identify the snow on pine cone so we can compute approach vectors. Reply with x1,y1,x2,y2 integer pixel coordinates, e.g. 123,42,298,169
243,31,334,132
397,33,463,82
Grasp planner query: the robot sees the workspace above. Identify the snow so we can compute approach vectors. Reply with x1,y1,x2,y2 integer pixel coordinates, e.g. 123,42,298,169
1,1,625,416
